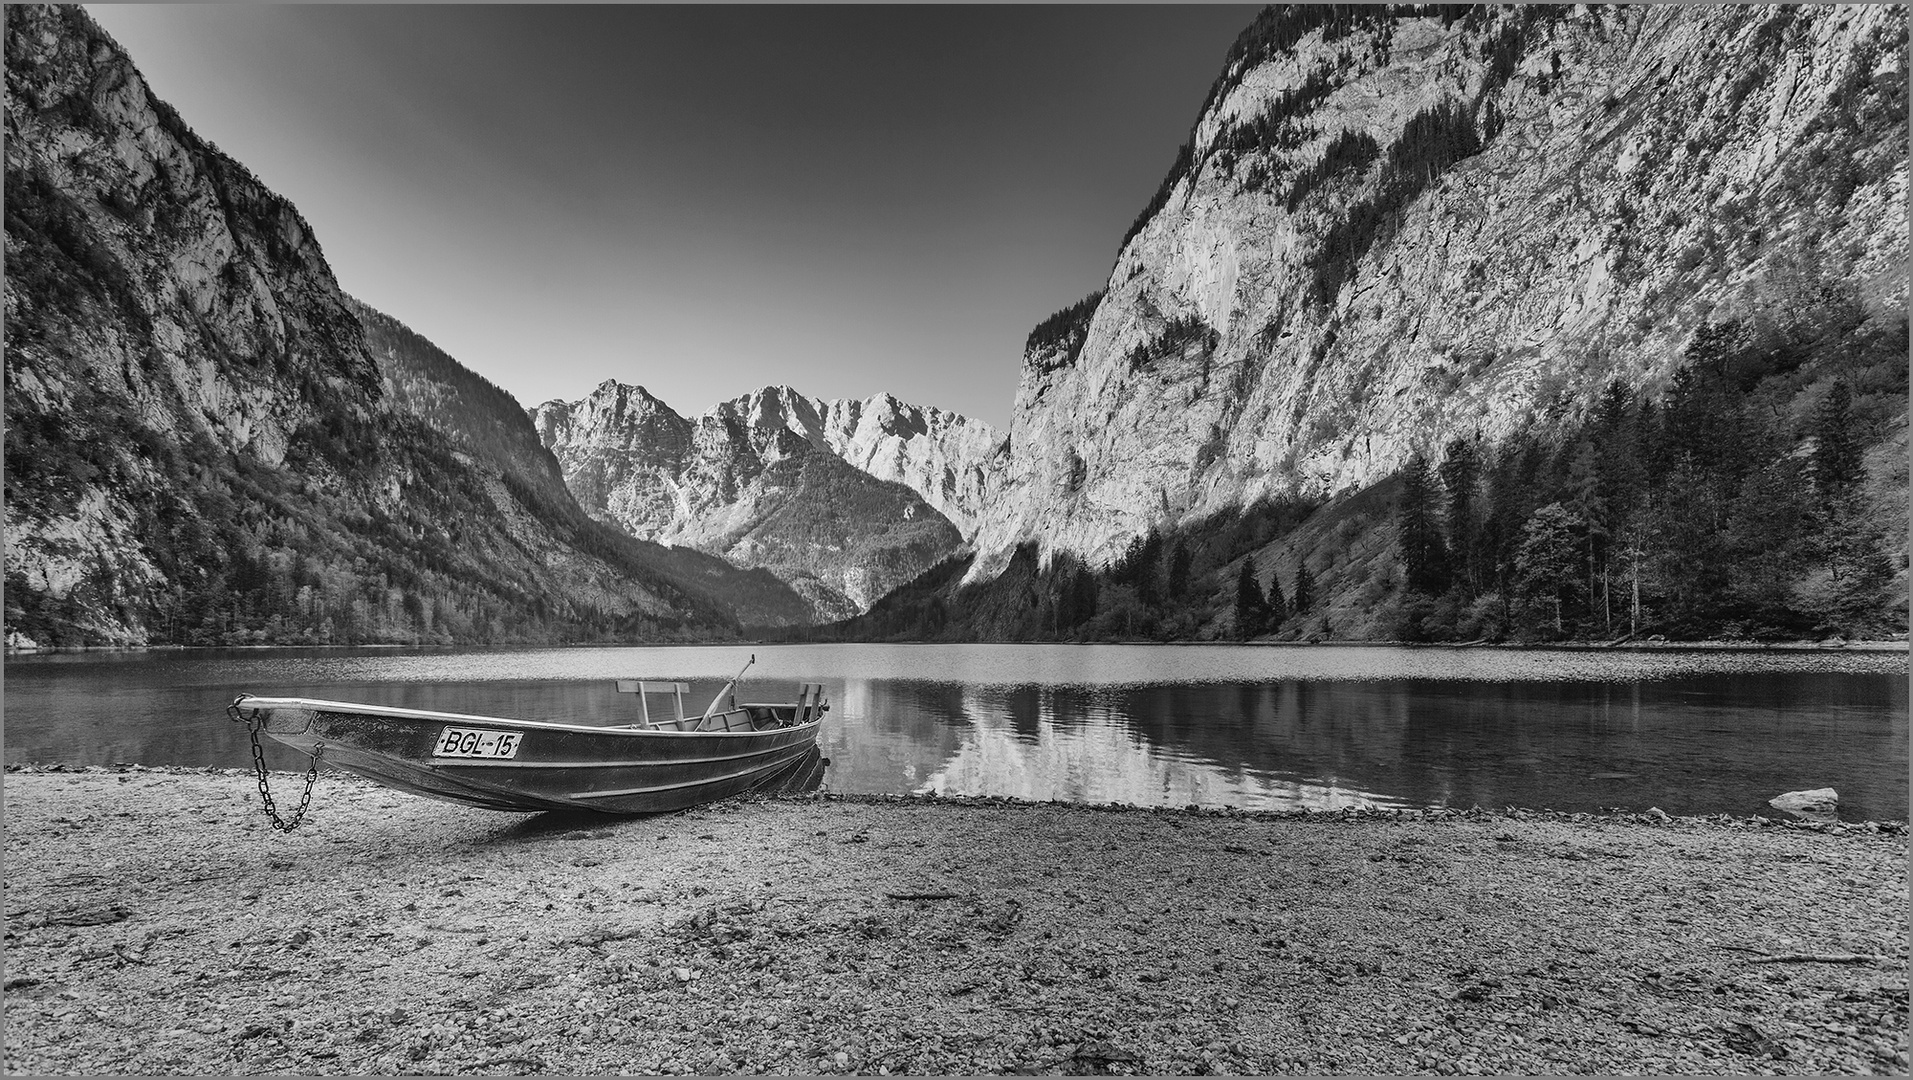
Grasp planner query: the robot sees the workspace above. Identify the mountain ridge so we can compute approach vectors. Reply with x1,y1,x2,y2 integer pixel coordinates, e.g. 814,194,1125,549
531,381,1000,619
2,5,802,646
807,2,1906,646
970,3,1907,578
8,4,1903,649
350,302,818,628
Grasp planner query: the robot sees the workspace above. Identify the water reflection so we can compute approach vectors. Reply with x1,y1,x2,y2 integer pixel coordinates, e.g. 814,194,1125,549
908,683,1407,810
5,645,1905,820
815,670,1907,820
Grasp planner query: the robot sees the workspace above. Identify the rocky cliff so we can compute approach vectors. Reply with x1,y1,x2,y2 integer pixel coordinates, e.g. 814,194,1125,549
971,4,1908,577
2,5,797,645
811,392,1007,541
351,302,816,628
533,383,999,620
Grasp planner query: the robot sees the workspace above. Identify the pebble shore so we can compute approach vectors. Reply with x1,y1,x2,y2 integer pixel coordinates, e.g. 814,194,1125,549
4,765,1907,1075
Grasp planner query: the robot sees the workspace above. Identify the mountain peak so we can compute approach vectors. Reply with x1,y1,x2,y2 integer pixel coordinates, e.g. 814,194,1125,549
535,380,1006,560
583,379,667,405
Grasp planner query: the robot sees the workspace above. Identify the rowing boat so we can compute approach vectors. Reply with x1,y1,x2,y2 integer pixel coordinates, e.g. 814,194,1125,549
226,656,827,817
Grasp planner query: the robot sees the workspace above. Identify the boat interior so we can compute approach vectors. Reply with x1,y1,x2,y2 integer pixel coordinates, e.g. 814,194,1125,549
613,680,827,732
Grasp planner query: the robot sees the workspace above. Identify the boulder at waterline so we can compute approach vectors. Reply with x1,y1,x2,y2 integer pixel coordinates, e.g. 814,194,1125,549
1770,788,1840,817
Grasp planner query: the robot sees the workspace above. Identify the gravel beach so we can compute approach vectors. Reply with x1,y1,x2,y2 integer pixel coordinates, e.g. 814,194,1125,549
4,765,1907,1076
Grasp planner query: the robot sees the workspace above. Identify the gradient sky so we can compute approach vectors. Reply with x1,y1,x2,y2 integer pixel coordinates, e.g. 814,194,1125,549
86,5,1259,429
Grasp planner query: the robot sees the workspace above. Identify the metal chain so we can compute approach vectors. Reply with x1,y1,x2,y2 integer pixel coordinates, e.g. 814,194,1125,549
244,720,324,833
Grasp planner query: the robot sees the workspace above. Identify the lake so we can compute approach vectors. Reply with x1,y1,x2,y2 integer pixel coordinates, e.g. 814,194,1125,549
5,643,1906,821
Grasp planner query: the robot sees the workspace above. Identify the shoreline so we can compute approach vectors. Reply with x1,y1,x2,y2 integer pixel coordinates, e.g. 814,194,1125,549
5,769,1906,1075
10,763,1911,830
8,637,1909,657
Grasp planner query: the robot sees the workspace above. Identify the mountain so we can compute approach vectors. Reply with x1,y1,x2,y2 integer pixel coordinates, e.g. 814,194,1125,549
823,3,1908,644
350,302,816,628
972,4,1907,576
2,5,802,647
811,391,1006,541
532,383,997,620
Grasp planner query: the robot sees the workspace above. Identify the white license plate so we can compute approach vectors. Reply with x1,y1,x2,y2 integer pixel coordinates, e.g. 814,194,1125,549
432,727,523,759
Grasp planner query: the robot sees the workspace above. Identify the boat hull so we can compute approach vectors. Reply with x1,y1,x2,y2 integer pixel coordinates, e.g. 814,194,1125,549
238,697,823,814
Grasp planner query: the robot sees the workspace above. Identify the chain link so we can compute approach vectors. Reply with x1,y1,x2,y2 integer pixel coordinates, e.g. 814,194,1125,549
243,717,324,833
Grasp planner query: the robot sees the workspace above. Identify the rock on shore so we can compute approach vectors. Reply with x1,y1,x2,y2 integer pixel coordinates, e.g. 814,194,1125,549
3,767,1907,1075
1772,787,1841,817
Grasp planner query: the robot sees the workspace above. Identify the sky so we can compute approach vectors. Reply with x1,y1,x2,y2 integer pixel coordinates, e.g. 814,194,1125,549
86,5,1260,430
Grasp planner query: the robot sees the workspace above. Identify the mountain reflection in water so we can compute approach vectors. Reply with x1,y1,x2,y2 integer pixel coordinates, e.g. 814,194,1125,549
4,644,1905,820
881,683,1409,810
816,663,1907,820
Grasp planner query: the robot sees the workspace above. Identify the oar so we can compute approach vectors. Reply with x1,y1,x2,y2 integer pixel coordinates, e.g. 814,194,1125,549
701,653,756,721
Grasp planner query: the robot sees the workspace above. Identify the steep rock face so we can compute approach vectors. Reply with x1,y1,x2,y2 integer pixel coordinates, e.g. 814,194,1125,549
532,382,699,549
352,303,815,628
973,4,1907,576
536,384,1004,539
810,392,1007,540
2,6,774,645
533,384,990,618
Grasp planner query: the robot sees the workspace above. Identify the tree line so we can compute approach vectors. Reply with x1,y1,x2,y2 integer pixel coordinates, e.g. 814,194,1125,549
795,495,1324,644
1233,553,1317,638
1392,298,1906,642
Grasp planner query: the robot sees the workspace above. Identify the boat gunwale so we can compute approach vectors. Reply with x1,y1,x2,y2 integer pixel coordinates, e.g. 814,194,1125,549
234,695,824,737
311,740,817,772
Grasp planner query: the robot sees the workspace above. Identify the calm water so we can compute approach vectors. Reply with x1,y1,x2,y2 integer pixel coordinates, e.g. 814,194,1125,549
5,644,1906,820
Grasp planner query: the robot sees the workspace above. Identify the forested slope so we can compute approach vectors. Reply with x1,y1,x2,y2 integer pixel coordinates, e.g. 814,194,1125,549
814,3,1908,645
2,6,777,646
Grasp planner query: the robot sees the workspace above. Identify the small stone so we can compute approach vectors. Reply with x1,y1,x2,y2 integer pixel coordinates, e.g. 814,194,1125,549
671,967,694,983
834,1051,850,1067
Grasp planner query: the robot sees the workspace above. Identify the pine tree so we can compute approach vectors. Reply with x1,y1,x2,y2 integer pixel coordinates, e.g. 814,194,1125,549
1666,331,1755,518
1589,381,1643,636
1266,566,1288,627
1167,540,1192,602
1135,530,1164,608
1591,380,1641,523
1055,564,1099,631
1293,562,1314,615
1477,436,1539,624
1515,503,1585,637
1566,441,1608,628
1635,398,1669,488
1398,453,1449,594
1723,456,1816,629
1812,380,1863,506
1808,379,1887,623
1112,535,1144,584
1234,556,1268,639
1438,437,1480,597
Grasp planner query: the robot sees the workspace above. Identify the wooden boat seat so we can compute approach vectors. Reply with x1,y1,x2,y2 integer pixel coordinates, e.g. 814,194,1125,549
690,710,754,732
606,681,823,731
793,683,826,724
